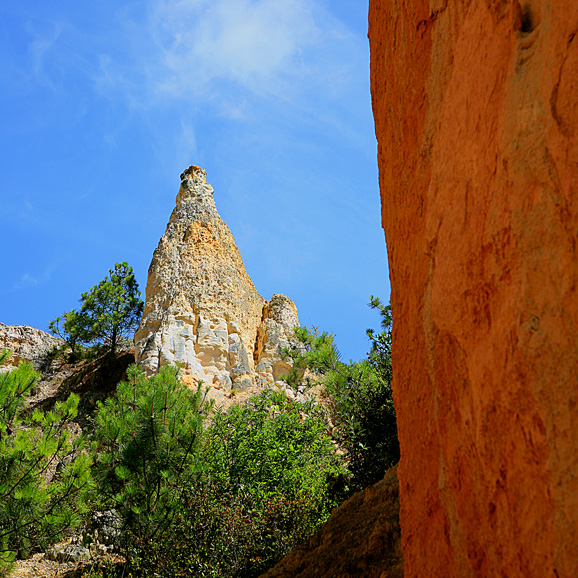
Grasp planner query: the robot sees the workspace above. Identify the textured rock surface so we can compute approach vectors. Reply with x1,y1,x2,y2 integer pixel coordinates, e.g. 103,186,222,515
135,166,300,399
370,1,578,577
260,466,403,578
254,294,300,384
0,323,62,371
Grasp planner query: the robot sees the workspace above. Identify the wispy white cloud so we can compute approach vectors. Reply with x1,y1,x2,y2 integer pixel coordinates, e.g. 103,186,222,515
149,0,319,98
12,260,59,291
14,273,39,290
87,0,369,184
27,21,65,90
92,0,362,111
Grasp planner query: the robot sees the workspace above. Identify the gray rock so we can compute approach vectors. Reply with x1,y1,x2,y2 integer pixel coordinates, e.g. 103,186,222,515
45,544,90,563
88,509,123,547
0,324,63,372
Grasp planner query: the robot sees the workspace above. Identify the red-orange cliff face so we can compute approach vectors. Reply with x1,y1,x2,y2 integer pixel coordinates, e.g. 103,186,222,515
370,1,578,577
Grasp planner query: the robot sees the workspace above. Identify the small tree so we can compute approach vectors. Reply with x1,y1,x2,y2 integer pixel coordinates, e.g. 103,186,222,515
0,350,93,575
50,262,144,357
91,364,212,563
79,262,143,354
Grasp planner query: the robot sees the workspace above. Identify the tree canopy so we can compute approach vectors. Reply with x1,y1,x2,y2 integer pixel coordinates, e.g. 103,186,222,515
49,262,144,356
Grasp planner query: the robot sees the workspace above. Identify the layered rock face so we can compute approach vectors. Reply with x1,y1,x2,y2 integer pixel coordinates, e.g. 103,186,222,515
135,166,299,395
370,1,578,576
0,324,62,371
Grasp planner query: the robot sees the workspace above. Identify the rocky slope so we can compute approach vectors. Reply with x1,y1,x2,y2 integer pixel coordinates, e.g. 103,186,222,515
135,166,300,402
370,1,578,577
0,323,62,370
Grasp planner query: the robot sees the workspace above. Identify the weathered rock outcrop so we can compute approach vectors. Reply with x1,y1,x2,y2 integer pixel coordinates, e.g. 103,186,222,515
135,166,299,398
0,323,62,371
254,294,300,383
370,1,578,577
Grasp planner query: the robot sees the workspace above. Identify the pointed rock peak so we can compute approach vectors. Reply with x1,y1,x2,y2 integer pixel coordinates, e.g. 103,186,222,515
177,165,217,210
180,164,206,182
135,166,302,405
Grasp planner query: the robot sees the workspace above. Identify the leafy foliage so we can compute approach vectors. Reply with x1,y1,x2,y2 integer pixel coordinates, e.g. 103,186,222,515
146,483,326,578
324,359,398,491
0,350,93,576
91,364,212,561
284,297,399,493
136,389,344,578
203,389,342,507
281,327,340,388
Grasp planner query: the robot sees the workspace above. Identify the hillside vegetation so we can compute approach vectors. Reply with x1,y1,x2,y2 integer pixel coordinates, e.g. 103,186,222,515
1,289,397,577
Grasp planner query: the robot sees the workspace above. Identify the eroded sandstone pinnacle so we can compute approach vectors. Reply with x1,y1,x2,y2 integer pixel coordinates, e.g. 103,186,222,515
135,166,299,399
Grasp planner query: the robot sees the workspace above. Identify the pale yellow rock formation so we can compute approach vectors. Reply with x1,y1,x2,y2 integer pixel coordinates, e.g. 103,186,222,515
0,323,62,371
135,166,300,397
255,294,300,384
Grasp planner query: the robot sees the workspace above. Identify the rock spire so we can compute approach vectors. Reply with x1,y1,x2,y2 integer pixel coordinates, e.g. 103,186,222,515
135,166,299,399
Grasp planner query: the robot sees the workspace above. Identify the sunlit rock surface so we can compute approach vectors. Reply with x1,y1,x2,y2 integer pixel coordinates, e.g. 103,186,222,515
370,1,578,576
135,166,300,401
0,323,62,371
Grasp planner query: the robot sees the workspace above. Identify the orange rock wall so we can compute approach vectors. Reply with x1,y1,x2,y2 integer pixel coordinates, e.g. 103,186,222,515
369,1,578,576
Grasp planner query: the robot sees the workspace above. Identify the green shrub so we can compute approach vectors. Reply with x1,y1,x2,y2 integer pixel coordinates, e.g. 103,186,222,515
203,389,342,509
324,358,399,492
135,389,344,578
283,297,399,493
149,483,327,578
0,350,93,575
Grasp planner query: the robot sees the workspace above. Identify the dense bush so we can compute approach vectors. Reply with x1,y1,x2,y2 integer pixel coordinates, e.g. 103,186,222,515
203,389,342,509
284,297,399,493
0,350,92,576
142,482,327,578
324,358,398,491
195,389,344,576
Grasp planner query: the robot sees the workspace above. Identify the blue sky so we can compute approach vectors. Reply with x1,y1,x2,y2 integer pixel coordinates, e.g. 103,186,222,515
0,0,389,362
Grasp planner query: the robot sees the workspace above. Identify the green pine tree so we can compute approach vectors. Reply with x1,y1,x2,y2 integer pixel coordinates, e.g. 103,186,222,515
49,262,144,356
0,350,93,576
79,262,144,354
91,364,212,562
